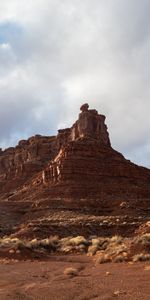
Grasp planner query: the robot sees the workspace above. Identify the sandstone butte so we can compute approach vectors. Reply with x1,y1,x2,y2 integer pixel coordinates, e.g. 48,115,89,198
0,103,150,238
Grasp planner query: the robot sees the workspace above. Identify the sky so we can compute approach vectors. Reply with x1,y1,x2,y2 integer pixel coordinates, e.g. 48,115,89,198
0,0,150,167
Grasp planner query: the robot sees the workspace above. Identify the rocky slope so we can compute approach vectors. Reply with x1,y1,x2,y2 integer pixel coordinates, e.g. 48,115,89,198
0,103,150,238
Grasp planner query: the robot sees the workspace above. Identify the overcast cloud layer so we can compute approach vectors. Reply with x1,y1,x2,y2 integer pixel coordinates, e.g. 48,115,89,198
0,0,150,167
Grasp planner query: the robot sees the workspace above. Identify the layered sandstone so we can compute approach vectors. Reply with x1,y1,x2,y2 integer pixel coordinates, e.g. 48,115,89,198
0,103,111,195
0,103,150,239
43,104,111,186
41,105,150,203
0,103,150,205
0,135,57,193
56,103,110,148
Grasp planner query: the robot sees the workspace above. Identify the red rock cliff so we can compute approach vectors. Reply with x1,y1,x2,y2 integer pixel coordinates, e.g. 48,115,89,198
1,103,150,208
39,104,150,204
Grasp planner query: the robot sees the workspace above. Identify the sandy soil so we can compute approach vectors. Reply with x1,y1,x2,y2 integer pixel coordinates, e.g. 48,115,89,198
0,255,150,300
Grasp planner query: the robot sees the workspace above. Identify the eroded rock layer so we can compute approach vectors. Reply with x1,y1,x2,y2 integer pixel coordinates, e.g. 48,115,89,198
40,104,150,203
0,103,111,195
0,103,150,202
0,135,57,193
0,103,150,239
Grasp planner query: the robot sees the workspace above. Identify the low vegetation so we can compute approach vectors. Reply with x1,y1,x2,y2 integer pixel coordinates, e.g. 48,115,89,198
135,233,150,247
132,253,150,262
0,234,150,263
63,267,79,276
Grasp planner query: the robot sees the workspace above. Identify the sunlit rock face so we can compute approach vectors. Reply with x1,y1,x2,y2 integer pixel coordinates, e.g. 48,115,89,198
56,103,111,148
41,104,150,205
1,103,150,211
43,103,111,186
70,103,111,145
0,135,57,192
0,103,110,191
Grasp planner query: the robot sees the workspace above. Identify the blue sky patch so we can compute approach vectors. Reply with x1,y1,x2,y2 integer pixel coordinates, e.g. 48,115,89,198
0,21,24,45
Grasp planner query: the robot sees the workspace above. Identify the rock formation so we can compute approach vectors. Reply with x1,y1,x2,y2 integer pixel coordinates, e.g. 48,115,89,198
0,103,150,238
40,104,150,204
43,104,111,186
0,104,111,194
0,103,150,204
56,103,110,148
0,135,58,193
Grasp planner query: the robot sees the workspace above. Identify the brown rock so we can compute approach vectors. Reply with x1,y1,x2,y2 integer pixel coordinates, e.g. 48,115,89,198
0,103,150,212
0,135,58,193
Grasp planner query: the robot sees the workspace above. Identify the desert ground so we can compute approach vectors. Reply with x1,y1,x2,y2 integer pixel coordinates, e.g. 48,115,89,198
0,105,150,300
0,255,150,300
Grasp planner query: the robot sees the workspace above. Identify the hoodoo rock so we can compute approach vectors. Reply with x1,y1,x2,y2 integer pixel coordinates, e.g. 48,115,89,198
0,104,111,195
0,103,150,203
41,104,150,205
43,104,111,187
0,104,150,238
55,103,110,148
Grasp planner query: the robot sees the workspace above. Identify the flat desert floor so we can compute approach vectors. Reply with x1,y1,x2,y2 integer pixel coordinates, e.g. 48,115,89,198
0,255,150,300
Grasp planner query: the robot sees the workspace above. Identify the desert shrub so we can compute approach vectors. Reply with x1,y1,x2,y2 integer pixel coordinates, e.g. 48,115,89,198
96,254,111,264
136,234,150,246
92,237,109,249
88,245,99,256
58,237,72,253
93,238,109,249
13,240,26,250
38,238,50,248
61,245,74,254
60,237,71,246
100,235,127,260
77,244,86,253
63,267,78,276
27,236,60,252
108,244,127,256
60,236,88,254
87,238,109,256
110,235,123,245
40,236,60,251
49,236,60,251
27,238,40,249
0,237,25,250
113,255,126,263
132,253,150,262
68,236,88,246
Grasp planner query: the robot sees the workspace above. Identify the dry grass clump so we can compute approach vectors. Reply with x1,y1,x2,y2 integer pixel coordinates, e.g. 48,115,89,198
60,245,74,254
113,254,126,263
106,236,128,260
108,243,127,256
0,236,60,253
96,253,111,264
88,245,99,256
93,235,128,263
0,234,149,263
110,235,123,244
88,237,109,256
0,237,25,250
68,236,88,246
136,234,150,246
60,236,88,253
132,253,150,262
27,236,60,252
40,236,60,251
63,267,79,276
92,237,109,249
27,238,39,249
130,233,150,257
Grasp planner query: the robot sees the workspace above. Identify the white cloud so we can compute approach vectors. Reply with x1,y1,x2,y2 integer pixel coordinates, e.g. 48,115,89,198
0,0,150,167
